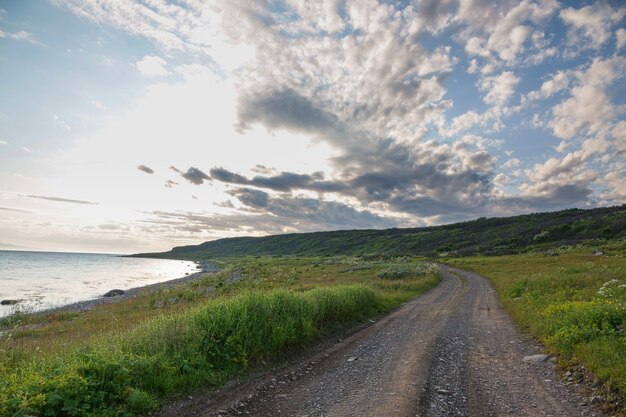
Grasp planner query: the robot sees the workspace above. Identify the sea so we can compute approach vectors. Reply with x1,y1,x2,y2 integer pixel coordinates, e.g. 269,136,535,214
0,250,199,317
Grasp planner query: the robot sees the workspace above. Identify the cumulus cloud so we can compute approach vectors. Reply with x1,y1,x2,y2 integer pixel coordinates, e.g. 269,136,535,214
480,71,520,106
456,0,558,68
617,28,626,50
137,164,154,174
560,3,626,51
549,57,626,140
136,55,168,76
524,70,572,102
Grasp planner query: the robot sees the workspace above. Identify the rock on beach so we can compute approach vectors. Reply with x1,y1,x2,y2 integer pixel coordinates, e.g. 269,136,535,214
103,289,125,297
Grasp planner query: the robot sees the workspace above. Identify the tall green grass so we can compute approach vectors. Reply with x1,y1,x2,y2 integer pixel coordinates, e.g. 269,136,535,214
0,285,380,416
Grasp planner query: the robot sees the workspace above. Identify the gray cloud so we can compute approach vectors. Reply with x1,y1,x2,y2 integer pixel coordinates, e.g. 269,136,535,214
0,206,32,214
210,167,343,193
181,167,210,185
207,133,496,221
491,184,594,216
142,192,398,237
25,195,98,205
229,188,269,208
137,164,154,174
164,180,179,188
237,88,343,137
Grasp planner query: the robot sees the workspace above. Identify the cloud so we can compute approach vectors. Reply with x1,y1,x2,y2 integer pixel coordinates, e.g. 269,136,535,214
524,70,572,102
0,206,32,214
207,134,497,222
48,0,625,239
443,110,487,137
53,113,71,130
210,167,342,193
456,0,558,67
136,55,168,76
25,195,99,205
549,57,626,140
503,158,521,168
164,180,179,188
137,164,154,174
237,88,342,137
180,167,210,185
144,192,398,237
229,2,454,142
560,3,626,51
480,71,520,106
617,28,626,50
228,187,269,208
0,28,37,43
0,140,7,145
90,100,105,109
167,166,210,185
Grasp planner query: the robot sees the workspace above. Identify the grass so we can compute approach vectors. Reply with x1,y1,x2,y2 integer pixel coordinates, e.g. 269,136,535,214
445,244,626,414
0,257,439,416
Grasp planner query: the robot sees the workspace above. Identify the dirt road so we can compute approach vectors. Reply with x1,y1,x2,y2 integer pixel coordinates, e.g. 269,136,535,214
161,266,602,417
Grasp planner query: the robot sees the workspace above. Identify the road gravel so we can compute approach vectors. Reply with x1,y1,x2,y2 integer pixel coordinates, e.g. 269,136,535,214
159,265,604,417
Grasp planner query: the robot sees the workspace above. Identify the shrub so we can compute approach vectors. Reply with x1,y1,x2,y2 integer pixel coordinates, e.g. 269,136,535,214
543,300,626,352
377,263,439,279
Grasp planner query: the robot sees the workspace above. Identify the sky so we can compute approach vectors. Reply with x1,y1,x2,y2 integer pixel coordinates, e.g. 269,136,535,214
0,0,625,254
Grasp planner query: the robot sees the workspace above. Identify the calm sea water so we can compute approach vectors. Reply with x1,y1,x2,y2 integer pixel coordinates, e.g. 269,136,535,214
0,250,199,317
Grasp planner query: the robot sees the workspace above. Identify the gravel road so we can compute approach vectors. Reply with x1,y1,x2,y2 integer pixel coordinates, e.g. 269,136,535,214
160,266,604,417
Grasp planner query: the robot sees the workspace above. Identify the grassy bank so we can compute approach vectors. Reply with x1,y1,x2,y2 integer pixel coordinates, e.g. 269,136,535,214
0,257,439,416
446,244,626,413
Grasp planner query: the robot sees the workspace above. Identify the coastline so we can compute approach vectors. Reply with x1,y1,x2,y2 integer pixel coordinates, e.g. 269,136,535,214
14,260,220,317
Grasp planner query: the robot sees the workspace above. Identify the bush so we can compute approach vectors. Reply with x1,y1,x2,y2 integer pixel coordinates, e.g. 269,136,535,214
377,263,439,279
544,300,626,352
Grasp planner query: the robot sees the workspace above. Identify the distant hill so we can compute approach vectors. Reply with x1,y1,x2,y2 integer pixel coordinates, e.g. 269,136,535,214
133,205,626,260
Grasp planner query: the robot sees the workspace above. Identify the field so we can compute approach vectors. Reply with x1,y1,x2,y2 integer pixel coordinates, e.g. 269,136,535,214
0,257,439,416
446,242,626,412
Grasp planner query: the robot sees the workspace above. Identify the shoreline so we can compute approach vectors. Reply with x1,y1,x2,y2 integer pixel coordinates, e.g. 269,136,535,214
6,260,220,317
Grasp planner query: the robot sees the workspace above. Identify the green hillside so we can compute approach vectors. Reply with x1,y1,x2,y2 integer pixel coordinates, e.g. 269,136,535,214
134,205,626,259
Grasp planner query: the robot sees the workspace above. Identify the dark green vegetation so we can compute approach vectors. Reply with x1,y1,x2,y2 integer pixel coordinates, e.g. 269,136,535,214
136,205,626,259
447,243,626,414
0,257,439,416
